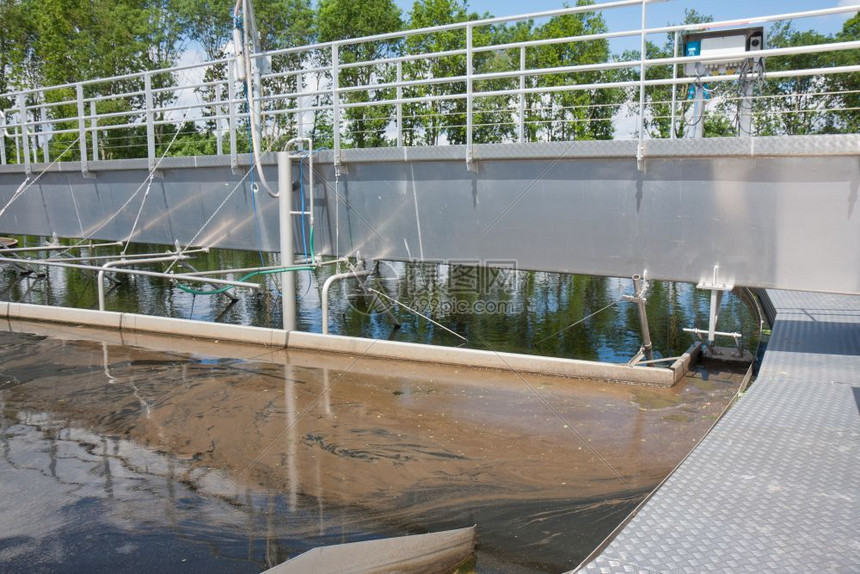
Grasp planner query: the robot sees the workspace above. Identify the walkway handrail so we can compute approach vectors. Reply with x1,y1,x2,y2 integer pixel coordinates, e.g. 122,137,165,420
2,0,858,171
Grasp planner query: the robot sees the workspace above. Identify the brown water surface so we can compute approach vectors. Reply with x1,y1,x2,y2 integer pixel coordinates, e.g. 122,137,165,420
0,322,744,572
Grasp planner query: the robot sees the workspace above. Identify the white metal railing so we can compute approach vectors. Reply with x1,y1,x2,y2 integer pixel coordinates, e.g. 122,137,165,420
1,0,858,174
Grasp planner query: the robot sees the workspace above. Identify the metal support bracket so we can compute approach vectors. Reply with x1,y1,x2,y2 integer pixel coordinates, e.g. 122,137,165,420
623,271,654,365
688,264,738,350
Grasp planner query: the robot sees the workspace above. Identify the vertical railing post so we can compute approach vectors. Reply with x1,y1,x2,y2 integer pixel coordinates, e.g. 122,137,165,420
214,78,223,156
396,60,403,148
76,84,89,174
297,72,305,140
0,110,7,165
636,0,647,170
144,73,156,170
75,85,92,173
670,30,679,139
519,46,526,144
90,101,99,161
227,60,238,171
332,43,341,175
466,24,474,165
40,104,49,163
18,93,31,175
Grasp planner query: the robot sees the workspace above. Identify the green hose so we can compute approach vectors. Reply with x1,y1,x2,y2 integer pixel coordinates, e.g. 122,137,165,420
176,264,314,296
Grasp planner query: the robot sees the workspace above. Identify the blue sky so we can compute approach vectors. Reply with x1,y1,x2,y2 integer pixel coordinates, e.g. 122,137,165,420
392,0,858,38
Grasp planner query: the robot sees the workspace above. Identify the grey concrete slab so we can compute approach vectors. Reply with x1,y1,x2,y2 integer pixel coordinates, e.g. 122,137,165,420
578,290,860,573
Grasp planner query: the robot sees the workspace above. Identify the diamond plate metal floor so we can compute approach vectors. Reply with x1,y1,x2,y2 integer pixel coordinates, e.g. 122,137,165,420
577,290,860,573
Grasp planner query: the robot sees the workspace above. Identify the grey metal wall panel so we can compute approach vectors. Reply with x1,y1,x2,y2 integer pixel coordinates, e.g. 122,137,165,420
0,143,858,294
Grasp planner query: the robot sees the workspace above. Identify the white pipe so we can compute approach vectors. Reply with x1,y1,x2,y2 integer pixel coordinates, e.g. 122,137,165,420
321,270,370,335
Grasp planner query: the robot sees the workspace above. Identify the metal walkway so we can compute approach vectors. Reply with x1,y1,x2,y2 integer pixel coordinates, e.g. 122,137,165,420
579,289,860,572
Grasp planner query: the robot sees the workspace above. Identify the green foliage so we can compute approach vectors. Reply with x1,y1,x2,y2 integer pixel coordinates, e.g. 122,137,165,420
527,0,621,141
318,0,402,148
2,1,857,164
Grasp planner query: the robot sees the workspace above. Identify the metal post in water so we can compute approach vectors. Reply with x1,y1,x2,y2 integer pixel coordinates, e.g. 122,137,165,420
632,274,653,362
278,151,296,331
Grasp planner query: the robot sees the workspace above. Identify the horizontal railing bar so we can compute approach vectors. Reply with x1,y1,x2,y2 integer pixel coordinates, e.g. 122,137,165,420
0,256,261,289
0,241,123,253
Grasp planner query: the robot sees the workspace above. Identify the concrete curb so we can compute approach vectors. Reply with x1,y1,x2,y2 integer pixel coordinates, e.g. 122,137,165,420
1,303,687,386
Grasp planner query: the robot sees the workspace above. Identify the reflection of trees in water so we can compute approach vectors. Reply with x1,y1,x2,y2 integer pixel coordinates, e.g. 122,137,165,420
0,239,759,362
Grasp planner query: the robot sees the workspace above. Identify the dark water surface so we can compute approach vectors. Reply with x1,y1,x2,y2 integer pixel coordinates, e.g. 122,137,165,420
0,239,762,363
0,324,747,573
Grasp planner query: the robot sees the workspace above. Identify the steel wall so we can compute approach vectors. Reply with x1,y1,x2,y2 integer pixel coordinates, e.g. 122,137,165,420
0,137,858,294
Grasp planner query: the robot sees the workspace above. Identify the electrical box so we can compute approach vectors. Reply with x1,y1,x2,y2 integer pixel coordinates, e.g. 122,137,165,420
683,27,764,76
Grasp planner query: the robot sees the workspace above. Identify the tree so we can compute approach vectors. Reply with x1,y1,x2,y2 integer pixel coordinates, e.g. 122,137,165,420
528,0,622,141
756,22,840,136
318,0,402,148
403,0,472,146
833,12,860,133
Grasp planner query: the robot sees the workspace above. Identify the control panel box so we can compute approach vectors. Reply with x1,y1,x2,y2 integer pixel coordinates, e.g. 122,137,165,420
683,27,764,76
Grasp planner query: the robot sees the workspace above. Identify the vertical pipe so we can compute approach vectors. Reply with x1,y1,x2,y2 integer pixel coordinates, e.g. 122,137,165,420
632,274,653,362
144,73,155,170
691,84,705,139
227,60,238,170
332,43,341,175
707,289,723,347
278,152,296,331
466,24,473,163
519,46,526,144
396,61,403,148
739,79,755,136
670,31,679,139
19,93,31,175
90,101,99,161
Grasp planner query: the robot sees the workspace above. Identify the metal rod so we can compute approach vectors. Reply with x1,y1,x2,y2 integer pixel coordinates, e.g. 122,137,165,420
0,110,6,165
40,105,49,163
631,274,653,362
90,100,99,161
0,241,123,254
519,46,526,143
465,24,473,166
228,59,238,171
332,43,341,175
45,247,209,263
636,0,647,168
18,93,30,175
366,287,467,342
396,61,403,148
321,270,370,335
98,254,189,311
670,30,678,139
177,258,344,277
0,256,261,288
144,73,155,171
